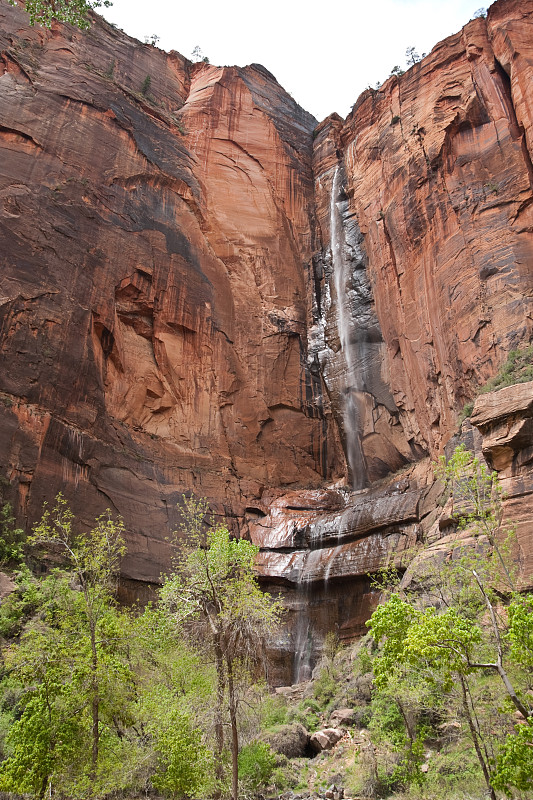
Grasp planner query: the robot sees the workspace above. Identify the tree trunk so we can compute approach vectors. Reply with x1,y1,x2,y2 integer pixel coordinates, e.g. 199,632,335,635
226,652,239,800
89,621,99,788
213,634,226,798
459,675,496,800
397,698,415,742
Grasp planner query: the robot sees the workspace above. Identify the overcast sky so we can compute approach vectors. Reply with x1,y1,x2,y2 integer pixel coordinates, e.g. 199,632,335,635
102,0,487,121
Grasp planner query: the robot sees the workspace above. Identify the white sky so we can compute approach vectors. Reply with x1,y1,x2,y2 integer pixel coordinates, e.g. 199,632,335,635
101,0,487,121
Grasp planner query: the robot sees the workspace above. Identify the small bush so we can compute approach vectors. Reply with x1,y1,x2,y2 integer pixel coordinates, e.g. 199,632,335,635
289,698,321,732
481,345,533,393
457,345,532,425
0,502,25,566
457,401,474,424
261,694,288,730
238,741,276,790
0,566,41,638
141,74,151,96
313,668,337,706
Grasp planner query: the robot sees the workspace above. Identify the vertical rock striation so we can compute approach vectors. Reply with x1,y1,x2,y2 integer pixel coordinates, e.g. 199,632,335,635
0,2,342,583
312,0,533,470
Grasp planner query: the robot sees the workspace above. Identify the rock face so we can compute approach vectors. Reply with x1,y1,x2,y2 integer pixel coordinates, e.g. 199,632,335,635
312,0,533,468
1,0,533,683
471,381,533,583
0,3,342,582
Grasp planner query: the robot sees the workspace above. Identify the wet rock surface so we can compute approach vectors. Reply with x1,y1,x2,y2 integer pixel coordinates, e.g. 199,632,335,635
312,0,533,460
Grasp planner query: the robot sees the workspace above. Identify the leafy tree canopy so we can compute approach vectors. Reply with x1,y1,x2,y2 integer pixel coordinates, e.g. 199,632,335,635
7,0,111,29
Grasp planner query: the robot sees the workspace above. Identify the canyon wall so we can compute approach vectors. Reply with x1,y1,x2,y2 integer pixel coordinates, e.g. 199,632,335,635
0,1,343,584
0,0,532,681
257,0,533,680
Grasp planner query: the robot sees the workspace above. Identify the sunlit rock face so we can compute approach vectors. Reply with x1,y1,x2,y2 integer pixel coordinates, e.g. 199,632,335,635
1,0,533,685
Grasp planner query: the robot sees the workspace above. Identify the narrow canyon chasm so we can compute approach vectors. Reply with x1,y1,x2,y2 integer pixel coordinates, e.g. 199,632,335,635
1,0,532,684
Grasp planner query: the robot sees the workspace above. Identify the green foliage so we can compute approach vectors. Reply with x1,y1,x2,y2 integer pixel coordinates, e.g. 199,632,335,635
405,46,421,66
367,447,533,797
492,719,533,793
0,502,25,566
0,572,140,797
141,74,151,96
506,593,533,668
459,345,533,423
260,694,289,730
481,345,533,393
161,499,282,655
313,667,338,707
8,0,112,29
149,707,212,797
389,65,405,77
457,400,474,423
160,496,283,800
288,698,321,732
435,444,514,585
0,497,285,800
0,497,135,798
238,741,276,790
0,565,41,637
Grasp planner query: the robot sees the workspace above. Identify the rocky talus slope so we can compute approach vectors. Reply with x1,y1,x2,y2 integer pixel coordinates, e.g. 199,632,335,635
0,0,532,681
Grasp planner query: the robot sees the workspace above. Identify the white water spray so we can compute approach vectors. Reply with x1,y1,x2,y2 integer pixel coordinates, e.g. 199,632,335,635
329,166,365,489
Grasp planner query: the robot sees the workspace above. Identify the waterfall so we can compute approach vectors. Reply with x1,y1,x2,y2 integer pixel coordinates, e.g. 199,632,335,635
329,166,366,489
292,593,313,682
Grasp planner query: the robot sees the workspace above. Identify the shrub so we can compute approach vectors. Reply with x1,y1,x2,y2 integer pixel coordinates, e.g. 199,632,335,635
261,694,288,730
313,668,337,707
141,74,151,96
457,345,532,424
289,699,321,732
238,741,276,790
0,502,25,566
481,345,533,392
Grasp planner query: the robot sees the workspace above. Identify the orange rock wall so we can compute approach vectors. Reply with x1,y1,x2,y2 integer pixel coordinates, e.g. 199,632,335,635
0,3,342,582
312,0,533,466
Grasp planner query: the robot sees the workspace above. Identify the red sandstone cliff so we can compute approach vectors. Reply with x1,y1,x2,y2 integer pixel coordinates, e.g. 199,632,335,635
312,0,533,465
0,2,342,583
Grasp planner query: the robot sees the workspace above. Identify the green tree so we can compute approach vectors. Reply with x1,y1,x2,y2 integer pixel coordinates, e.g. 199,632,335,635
0,501,25,566
0,496,138,798
134,605,219,798
7,0,111,29
405,46,421,66
159,497,283,800
367,446,533,798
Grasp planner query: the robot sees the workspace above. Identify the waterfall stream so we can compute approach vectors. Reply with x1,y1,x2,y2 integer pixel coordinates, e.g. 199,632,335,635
329,166,366,489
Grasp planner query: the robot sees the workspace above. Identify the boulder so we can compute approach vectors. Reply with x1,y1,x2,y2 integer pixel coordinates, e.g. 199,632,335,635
329,708,356,728
262,723,309,758
309,727,344,753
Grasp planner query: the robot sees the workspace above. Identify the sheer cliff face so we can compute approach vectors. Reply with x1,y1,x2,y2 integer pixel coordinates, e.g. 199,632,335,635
313,0,533,463
0,3,342,581
1,0,533,596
